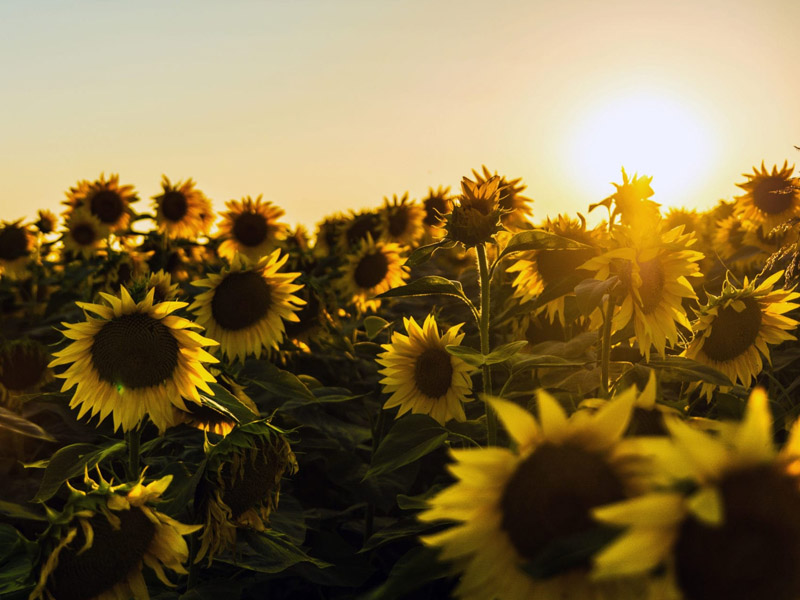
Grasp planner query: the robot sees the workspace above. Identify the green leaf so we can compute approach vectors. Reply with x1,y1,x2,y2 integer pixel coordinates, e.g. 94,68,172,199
0,501,44,522
200,382,257,425
364,414,448,480
360,546,453,600
575,276,619,316
241,360,316,404
511,354,588,372
361,519,437,552
645,356,732,386
497,230,590,262
404,239,455,267
0,407,55,442
446,341,528,367
396,484,447,510
364,316,390,340
233,529,330,573
533,272,586,309
444,345,484,367
376,276,472,308
522,525,622,579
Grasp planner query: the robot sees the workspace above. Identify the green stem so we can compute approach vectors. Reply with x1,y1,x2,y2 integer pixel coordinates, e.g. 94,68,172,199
600,296,615,398
476,244,496,446
125,427,142,480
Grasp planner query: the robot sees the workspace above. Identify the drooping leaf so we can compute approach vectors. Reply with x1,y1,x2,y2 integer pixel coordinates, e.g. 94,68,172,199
364,316,390,340
0,407,55,442
233,529,330,573
364,414,448,480
241,360,316,404
199,382,258,425
404,239,456,267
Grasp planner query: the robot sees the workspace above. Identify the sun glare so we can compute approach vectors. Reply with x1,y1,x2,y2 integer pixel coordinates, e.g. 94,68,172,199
567,91,718,210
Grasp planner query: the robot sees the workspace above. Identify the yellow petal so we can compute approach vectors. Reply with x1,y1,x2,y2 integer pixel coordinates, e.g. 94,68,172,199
485,395,538,449
536,389,568,441
686,486,724,526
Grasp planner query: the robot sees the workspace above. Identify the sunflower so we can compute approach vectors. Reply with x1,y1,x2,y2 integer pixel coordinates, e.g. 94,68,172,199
217,195,288,262
337,209,385,253
376,314,474,425
422,185,453,231
49,286,219,432
172,373,258,436
379,192,425,247
195,420,297,565
64,173,138,233
190,250,305,362
0,338,52,410
140,269,182,303
31,470,200,600
34,209,59,235
419,388,650,600
664,207,700,236
506,214,599,325
153,175,213,240
0,219,34,278
582,224,703,360
337,234,408,313
593,388,800,600
734,161,800,234
62,207,109,260
444,175,505,247
684,271,800,400
313,213,347,258
713,216,764,270
472,165,533,230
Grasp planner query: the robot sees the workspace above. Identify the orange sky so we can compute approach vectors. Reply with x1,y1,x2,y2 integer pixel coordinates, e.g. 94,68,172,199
1,0,799,229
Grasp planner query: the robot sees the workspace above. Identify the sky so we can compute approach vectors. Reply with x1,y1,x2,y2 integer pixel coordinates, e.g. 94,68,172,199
1,0,799,229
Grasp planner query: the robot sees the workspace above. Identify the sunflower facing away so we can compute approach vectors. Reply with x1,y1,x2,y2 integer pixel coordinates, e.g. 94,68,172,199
61,207,109,260
32,470,200,600
734,161,800,235
0,338,52,410
379,192,425,247
49,286,219,432
190,250,305,362
217,195,288,262
421,185,453,231
153,175,213,240
684,271,800,400
419,388,650,600
593,388,800,600
444,175,505,247
337,234,408,313
0,219,34,278
376,314,474,425
64,173,138,233
472,165,534,230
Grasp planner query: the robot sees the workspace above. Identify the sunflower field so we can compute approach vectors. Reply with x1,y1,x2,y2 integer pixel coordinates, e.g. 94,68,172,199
3,162,800,600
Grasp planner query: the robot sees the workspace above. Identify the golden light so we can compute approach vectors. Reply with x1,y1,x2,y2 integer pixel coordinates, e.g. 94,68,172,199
566,90,719,210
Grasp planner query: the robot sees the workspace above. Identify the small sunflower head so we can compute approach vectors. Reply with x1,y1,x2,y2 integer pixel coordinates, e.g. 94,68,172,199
313,214,347,257
602,168,661,231
380,192,425,246
153,175,213,240
0,220,34,277
34,210,59,235
472,165,534,229
218,196,288,262
422,186,453,230
735,161,800,233
444,175,506,247
337,210,384,253
0,338,52,408
64,173,138,233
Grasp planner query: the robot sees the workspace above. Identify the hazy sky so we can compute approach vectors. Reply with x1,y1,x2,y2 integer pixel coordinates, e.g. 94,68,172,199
2,0,799,228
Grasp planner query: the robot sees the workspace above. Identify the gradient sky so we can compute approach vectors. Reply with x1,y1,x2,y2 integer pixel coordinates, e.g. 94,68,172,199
2,0,799,229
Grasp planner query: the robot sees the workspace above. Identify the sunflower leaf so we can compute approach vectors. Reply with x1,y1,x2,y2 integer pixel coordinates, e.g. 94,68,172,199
521,524,623,579
376,276,472,308
645,356,732,386
511,354,588,372
497,230,590,262
234,529,330,573
201,382,258,425
404,239,455,267
0,407,56,442
446,341,528,366
364,316,390,340
0,501,45,522
364,415,448,480
575,276,619,316
533,272,587,309
360,546,453,600
240,360,317,405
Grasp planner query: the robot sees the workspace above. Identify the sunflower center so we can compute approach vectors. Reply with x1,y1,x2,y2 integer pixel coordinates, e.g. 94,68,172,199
90,190,125,224
500,442,625,563
751,176,795,215
346,213,383,247
91,312,179,389
71,223,97,247
535,249,594,285
354,252,389,289
0,226,29,261
222,442,285,519
0,345,47,391
161,190,189,222
674,465,800,600
211,270,272,330
634,258,666,314
701,297,762,362
423,196,451,227
388,208,410,238
50,506,156,600
413,347,453,398
232,212,269,247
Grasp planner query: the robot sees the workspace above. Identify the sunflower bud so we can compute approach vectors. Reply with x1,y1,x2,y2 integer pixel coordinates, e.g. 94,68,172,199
444,175,506,247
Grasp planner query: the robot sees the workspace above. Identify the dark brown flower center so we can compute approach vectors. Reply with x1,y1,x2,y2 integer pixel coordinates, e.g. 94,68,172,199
222,441,286,519
345,213,383,247
751,176,796,215
423,196,452,227
637,258,665,314
535,249,594,285
232,212,269,247
90,189,125,225
701,297,762,362
211,270,272,330
91,312,179,389
283,291,319,338
161,190,189,222
354,252,389,289
71,223,97,247
413,347,453,398
0,225,29,261
50,507,156,600
674,465,800,600
500,443,625,563
388,207,411,238
0,344,48,391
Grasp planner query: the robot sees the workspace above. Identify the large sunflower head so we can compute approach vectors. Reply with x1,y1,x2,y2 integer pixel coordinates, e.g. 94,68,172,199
444,174,506,247
61,207,109,260
337,234,409,313
379,192,425,247
734,161,800,234
0,338,52,410
49,286,219,432
31,470,200,600
153,175,213,240
420,387,649,599
64,173,138,232
593,388,800,600
195,420,297,565
422,185,453,231
0,219,34,278
217,195,288,262
472,165,534,230
190,250,305,363
376,314,475,425
684,271,800,400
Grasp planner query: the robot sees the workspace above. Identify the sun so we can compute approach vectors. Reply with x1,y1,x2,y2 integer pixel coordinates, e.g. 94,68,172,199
567,90,718,210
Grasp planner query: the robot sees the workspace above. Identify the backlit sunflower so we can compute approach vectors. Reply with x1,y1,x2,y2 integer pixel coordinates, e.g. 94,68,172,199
62,208,109,260
593,388,800,600
420,388,649,600
598,168,661,235
0,219,34,278
64,173,138,232
582,225,703,360
32,470,200,600
713,216,764,270
422,185,453,232
195,420,297,565
664,207,701,236
153,175,213,240
313,214,347,257
337,234,408,313
734,161,800,234
190,250,305,362
376,314,474,425
472,165,533,230
49,286,219,432
0,338,52,410
684,271,800,400
506,214,599,325
34,209,59,235
217,195,288,262
337,209,385,253
379,192,425,247
143,269,182,302
444,175,505,247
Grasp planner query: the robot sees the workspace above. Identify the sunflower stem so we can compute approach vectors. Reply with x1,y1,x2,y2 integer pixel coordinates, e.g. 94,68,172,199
125,427,142,480
476,244,496,446
600,295,615,398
